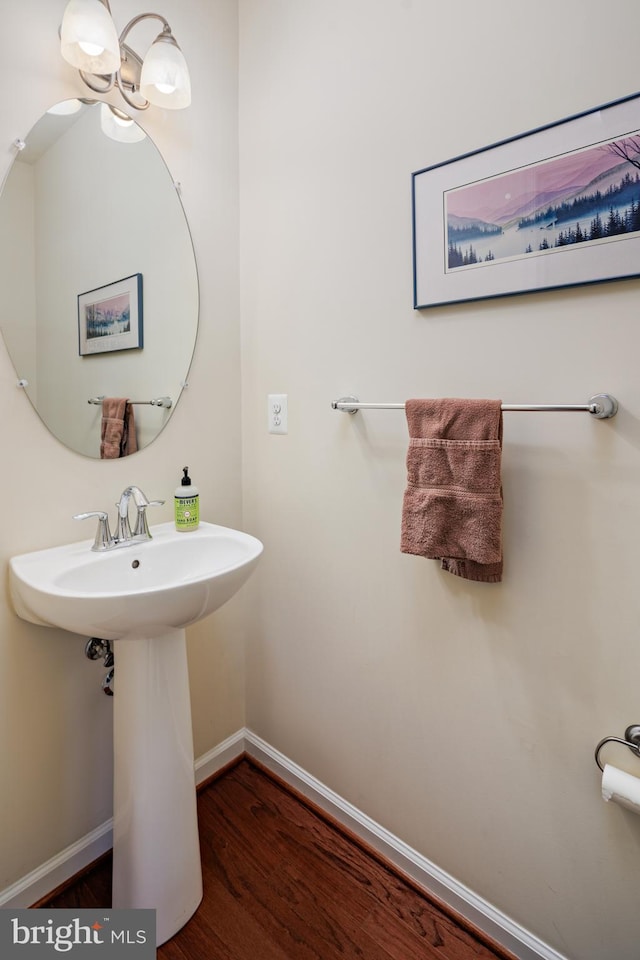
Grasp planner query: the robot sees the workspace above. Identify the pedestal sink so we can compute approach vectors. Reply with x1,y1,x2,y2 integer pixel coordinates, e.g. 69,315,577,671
9,521,263,945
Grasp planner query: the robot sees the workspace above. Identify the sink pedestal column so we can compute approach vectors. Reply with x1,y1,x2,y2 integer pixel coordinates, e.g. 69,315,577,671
112,630,203,946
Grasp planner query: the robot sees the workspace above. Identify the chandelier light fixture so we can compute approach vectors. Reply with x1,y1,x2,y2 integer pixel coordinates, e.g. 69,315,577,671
60,0,191,111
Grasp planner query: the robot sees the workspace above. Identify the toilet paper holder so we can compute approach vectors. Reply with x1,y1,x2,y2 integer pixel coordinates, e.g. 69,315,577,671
595,725,640,771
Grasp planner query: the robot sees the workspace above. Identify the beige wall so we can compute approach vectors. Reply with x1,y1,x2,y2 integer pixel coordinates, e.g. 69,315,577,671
0,0,243,889
239,2,640,958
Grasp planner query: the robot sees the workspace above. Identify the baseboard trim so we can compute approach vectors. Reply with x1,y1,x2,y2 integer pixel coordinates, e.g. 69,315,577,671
243,730,569,960
0,821,113,909
194,728,247,783
1,727,568,960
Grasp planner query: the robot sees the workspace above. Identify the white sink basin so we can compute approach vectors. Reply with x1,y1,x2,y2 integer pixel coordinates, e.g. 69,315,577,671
9,521,263,640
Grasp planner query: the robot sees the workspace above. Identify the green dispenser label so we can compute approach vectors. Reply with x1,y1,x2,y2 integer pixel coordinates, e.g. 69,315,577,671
175,496,199,530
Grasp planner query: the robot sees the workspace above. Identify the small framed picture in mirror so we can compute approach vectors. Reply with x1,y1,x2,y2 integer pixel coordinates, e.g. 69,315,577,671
78,273,143,356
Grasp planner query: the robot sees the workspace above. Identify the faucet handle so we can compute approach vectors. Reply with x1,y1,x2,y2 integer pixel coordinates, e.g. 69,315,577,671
73,511,113,551
133,499,165,538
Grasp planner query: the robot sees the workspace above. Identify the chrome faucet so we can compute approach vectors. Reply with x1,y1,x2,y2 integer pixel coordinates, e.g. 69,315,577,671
74,486,165,551
116,485,164,541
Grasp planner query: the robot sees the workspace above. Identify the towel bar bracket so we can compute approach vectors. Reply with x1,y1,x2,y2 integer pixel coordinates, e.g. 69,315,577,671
594,725,640,771
332,395,362,414
589,394,618,419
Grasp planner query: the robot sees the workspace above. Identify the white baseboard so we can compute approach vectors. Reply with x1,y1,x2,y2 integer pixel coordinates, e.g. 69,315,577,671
194,727,247,783
0,727,568,960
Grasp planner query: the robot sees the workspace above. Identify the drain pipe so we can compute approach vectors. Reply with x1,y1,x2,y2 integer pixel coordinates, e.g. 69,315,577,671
85,637,114,695
102,668,114,696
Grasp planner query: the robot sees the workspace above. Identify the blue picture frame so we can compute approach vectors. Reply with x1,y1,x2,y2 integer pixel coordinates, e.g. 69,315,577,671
412,92,640,309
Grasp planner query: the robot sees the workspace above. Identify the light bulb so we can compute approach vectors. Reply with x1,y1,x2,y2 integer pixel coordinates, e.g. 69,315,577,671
78,40,105,57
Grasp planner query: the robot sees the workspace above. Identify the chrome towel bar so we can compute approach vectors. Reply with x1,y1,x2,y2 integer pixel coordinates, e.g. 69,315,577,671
331,394,618,419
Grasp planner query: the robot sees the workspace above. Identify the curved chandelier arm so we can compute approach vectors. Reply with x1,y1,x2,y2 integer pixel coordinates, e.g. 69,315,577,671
115,64,150,111
78,68,115,94
118,12,171,47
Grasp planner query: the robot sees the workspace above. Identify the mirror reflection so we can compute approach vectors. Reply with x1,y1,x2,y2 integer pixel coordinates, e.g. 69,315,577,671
0,100,198,458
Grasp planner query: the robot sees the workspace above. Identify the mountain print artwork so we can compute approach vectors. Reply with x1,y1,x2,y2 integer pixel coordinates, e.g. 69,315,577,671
445,134,640,271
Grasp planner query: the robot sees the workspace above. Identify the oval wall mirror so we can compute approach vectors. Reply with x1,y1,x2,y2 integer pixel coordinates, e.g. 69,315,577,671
0,100,199,458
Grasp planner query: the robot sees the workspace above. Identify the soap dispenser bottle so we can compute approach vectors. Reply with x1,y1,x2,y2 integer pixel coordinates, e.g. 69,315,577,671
175,466,199,532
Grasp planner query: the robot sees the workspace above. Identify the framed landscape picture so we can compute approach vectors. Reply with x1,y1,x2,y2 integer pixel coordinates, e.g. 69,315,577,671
413,92,640,308
78,274,143,355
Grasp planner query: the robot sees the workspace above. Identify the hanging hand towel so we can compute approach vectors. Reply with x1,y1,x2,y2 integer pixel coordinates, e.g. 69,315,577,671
100,398,138,459
400,398,503,583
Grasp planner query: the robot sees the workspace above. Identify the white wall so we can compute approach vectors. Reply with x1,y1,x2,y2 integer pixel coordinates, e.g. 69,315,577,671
0,0,242,892
239,2,640,958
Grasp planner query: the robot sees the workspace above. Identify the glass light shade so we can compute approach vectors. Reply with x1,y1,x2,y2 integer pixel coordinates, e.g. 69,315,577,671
46,99,83,116
140,37,191,109
60,0,121,75
100,104,146,143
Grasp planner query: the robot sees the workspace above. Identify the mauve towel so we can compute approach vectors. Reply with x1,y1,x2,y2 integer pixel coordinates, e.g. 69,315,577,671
400,398,503,583
100,398,138,459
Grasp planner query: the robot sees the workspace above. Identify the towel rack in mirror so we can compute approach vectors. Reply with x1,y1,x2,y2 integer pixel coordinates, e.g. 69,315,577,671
88,396,173,408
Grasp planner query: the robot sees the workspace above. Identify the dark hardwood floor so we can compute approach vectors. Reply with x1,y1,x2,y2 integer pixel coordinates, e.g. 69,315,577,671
41,758,515,959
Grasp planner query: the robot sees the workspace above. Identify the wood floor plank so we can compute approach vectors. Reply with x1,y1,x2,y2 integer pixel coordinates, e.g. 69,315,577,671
361,903,504,960
222,763,505,958
39,758,514,960
157,934,192,960
199,820,393,960
195,864,292,960
158,904,236,960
